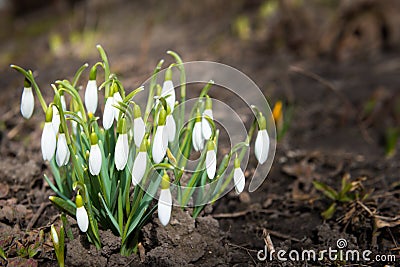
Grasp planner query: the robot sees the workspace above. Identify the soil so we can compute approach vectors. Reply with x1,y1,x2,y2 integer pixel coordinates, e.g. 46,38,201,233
0,0,399,266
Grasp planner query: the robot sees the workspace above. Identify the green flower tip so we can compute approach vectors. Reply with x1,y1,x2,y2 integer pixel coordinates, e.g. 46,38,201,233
75,194,84,208
89,65,97,81
134,104,141,119
90,132,98,145
207,140,215,151
161,171,170,189
111,82,119,95
158,108,167,125
117,117,127,133
258,114,266,130
234,157,240,169
139,139,147,152
24,77,31,88
195,109,201,122
165,65,173,81
45,105,53,122
205,96,212,110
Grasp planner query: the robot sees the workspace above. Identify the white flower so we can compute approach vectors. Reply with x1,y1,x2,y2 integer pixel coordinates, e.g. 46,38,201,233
158,188,172,226
84,80,98,114
233,158,245,194
103,97,114,130
41,122,56,161
52,105,60,133
113,91,123,122
161,80,175,112
132,151,147,186
89,144,102,176
152,125,168,164
133,117,145,148
115,133,129,170
56,133,70,166
205,146,216,180
75,195,89,233
166,114,176,142
202,109,213,140
21,87,34,119
50,225,59,245
255,129,270,164
60,95,67,111
192,121,204,152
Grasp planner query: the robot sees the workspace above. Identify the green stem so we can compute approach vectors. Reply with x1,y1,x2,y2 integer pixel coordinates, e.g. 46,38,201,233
144,59,164,122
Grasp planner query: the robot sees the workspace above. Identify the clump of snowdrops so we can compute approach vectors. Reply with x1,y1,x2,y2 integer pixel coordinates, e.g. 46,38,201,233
12,45,271,255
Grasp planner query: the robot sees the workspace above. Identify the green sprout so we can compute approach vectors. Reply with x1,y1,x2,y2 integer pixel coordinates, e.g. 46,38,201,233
50,225,65,267
12,45,272,255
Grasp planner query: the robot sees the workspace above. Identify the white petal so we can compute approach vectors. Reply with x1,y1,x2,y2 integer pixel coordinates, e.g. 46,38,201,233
152,126,168,164
115,133,129,170
50,226,59,245
52,106,61,133
133,117,145,147
113,92,122,122
41,122,56,161
158,188,172,226
84,80,98,114
60,95,67,111
89,144,102,175
202,109,213,140
76,206,89,232
21,87,34,119
161,80,175,112
234,167,245,194
255,130,270,164
103,97,114,130
132,152,147,186
56,133,69,166
206,150,217,179
192,122,204,152
166,114,176,142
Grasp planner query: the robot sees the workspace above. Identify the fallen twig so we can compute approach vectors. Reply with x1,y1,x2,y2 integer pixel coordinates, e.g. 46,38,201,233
26,202,51,231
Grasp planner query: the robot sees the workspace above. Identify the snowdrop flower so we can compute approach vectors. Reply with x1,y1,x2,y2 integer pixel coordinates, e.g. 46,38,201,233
115,118,129,170
20,79,34,119
205,141,217,179
89,132,102,176
56,132,70,166
165,106,176,143
202,97,213,140
75,194,89,232
133,104,145,148
161,66,175,112
52,105,61,133
41,107,56,161
84,79,98,114
254,115,270,164
192,112,204,152
113,91,123,122
132,140,147,186
60,94,67,111
233,157,245,194
103,96,114,130
158,172,172,226
50,225,59,246
152,109,168,164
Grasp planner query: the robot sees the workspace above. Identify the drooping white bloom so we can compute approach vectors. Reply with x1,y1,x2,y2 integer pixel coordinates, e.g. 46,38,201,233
161,80,175,112
233,158,245,194
255,129,270,164
152,125,168,163
133,117,145,148
84,80,98,114
115,133,129,170
202,109,213,140
103,97,114,130
158,188,172,226
75,195,89,233
132,151,147,186
166,114,176,142
41,122,56,161
192,121,204,152
205,143,217,179
56,133,70,166
52,105,61,133
60,95,67,111
113,91,123,122
89,144,102,176
21,87,34,119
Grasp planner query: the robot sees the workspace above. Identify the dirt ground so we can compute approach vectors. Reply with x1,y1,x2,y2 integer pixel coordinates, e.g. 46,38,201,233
0,0,399,266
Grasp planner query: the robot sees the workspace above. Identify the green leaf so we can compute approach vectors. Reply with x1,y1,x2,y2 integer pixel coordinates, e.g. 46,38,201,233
313,181,338,200
49,196,76,217
321,202,337,220
0,247,7,260
99,193,121,235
